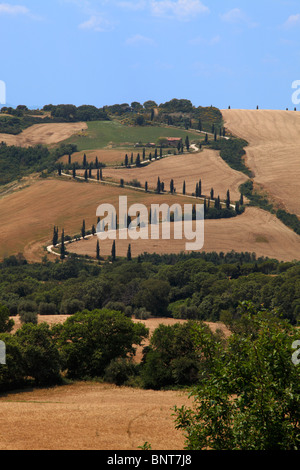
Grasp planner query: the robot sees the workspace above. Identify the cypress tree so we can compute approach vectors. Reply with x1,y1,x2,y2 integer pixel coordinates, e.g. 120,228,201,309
170,179,174,194
143,148,146,160
156,177,161,194
210,188,214,200
145,181,148,192
89,164,92,178
58,164,62,176
96,240,100,260
100,169,103,180
52,226,58,247
154,149,158,159
226,190,231,209
195,183,199,198
199,179,202,197
81,220,86,239
83,154,87,168
84,169,88,181
120,178,124,187
97,169,100,181
68,154,71,165
92,224,96,236
240,193,244,206
205,133,208,143
125,154,129,167
72,164,76,178
198,119,202,132
60,229,66,260
95,157,99,169
131,153,133,164
183,181,186,195
160,147,162,158
136,154,141,167
185,136,190,151
111,241,116,261
127,244,132,261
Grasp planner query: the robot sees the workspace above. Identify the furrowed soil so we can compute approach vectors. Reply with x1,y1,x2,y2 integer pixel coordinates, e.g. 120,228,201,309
222,109,300,216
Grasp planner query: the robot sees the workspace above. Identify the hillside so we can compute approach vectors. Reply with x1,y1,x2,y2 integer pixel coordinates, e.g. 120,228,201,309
222,109,300,216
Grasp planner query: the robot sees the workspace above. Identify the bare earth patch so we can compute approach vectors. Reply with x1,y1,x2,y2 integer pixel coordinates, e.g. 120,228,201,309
222,109,300,216
0,122,87,147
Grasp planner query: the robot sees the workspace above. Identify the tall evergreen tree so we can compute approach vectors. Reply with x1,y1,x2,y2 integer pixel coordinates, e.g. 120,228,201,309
68,154,71,165
199,179,202,197
185,136,190,151
52,226,58,247
183,180,186,195
100,169,103,180
160,147,163,158
210,188,214,200
170,179,174,194
156,177,161,194
127,244,132,261
111,240,116,262
136,154,141,167
143,148,146,160
81,220,86,239
97,169,100,181
72,164,76,178
198,119,202,132
226,190,231,209
58,164,62,176
60,229,66,260
145,181,148,192
83,154,87,168
125,154,129,167
84,169,88,181
95,157,99,169
96,240,100,260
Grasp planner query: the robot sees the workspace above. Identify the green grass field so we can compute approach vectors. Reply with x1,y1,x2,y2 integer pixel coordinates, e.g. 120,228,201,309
61,120,205,151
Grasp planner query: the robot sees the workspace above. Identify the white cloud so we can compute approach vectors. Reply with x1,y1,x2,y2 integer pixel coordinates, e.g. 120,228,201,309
220,8,258,28
117,1,146,11
220,8,245,23
0,3,30,15
189,35,220,46
150,0,209,20
79,15,114,32
125,34,156,45
283,14,300,29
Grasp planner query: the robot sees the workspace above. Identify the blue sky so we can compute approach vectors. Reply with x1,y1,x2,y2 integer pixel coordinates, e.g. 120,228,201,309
0,0,300,109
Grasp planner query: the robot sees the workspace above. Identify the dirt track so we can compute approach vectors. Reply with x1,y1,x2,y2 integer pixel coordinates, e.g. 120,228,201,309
222,109,300,216
0,122,87,147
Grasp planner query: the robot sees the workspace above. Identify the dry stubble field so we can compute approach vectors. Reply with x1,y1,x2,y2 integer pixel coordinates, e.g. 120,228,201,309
95,148,249,203
222,109,300,216
0,382,191,450
0,122,87,148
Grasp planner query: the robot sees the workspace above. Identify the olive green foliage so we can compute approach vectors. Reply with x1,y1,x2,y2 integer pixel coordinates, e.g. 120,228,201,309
174,303,300,450
0,304,14,333
141,321,223,389
55,309,148,379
